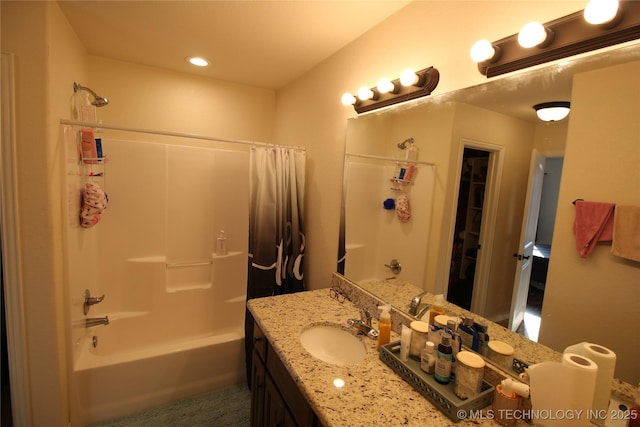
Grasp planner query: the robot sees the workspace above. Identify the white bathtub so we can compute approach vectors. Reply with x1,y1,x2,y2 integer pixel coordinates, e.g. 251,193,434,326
70,312,246,425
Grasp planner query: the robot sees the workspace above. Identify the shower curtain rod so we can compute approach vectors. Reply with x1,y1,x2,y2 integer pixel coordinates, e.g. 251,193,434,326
59,119,306,151
346,152,435,167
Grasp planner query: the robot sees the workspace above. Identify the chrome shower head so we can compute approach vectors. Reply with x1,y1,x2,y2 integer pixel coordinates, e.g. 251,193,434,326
397,138,414,149
73,82,109,107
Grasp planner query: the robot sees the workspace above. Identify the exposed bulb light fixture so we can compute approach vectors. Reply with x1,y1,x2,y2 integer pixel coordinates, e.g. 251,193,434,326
518,22,552,48
400,69,420,86
357,86,376,101
186,56,209,67
341,92,357,106
342,66,439,114
534,102,571,121
584,0,620,25
473,1,640,78
377,77,396,94
470,39,497,62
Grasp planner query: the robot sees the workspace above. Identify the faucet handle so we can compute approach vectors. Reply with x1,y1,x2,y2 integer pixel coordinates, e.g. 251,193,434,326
83,289,106,315
359,308,372,326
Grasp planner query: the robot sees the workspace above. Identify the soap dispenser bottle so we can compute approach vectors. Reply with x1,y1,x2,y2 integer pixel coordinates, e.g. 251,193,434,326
377,305,391,350
216,230,228,256
428,294,445,325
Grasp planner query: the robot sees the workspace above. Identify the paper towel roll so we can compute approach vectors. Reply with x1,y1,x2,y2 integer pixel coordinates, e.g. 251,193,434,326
564,342,616,417
528,353,598,427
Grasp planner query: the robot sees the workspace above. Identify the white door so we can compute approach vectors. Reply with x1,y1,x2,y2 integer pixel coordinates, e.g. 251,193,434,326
508,150,545,331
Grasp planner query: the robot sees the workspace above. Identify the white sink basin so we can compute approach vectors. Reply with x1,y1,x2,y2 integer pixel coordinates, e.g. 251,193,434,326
299,324,367,366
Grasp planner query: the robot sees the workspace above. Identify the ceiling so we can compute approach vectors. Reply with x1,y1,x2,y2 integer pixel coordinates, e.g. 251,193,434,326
59,1,640,122
58,0,410,90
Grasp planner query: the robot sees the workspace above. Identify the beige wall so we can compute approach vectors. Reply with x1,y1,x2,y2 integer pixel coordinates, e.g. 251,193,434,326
540,61,640,384
274,1,582,292
5,0,638,423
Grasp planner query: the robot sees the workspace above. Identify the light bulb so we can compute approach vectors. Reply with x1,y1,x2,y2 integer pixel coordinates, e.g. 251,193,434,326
518,22,548,48
341,93,356,106
377,78,395,94
357,86,374,101
186,56,209,67
584,0,619,25
400,69,419,86
534,102,571,121
470,40,496,62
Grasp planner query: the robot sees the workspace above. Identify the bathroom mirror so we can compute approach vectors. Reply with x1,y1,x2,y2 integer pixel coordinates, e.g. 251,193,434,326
338,41,640,378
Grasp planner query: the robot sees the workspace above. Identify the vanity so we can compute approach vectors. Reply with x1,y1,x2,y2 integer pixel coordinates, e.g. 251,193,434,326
248,274,635,427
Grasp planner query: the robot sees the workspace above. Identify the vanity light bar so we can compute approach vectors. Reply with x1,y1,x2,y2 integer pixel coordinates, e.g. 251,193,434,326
475,0,640,78
344,67,440,114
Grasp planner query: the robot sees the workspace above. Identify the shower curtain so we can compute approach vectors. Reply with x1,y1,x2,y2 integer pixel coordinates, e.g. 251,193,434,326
245,145,306,387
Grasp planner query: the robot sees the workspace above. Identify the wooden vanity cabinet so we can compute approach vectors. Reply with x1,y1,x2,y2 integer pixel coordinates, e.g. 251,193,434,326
251,322,324,427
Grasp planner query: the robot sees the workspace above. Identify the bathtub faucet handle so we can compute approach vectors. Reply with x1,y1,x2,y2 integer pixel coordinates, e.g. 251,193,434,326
83,289,106,315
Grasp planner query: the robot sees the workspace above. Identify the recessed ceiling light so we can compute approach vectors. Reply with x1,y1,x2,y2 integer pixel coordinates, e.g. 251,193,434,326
186,56,208,67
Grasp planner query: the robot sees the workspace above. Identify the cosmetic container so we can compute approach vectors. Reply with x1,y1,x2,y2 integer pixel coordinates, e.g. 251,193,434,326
409,320,429,358
488,340,515,372
421,341,436,374
428,294,445,325
454,351,485,399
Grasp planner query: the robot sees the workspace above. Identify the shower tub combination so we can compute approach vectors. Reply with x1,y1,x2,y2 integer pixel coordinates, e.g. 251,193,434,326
63,134,250,425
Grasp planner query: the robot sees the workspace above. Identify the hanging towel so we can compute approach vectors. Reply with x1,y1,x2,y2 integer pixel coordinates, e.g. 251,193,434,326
611,205,640,262
573,200,615,258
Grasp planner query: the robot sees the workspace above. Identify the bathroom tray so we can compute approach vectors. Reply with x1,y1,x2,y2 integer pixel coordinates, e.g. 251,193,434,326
380,341,495,423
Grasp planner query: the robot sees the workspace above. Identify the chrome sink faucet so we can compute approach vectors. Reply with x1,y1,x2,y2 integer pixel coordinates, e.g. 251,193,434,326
348,308,379,339
409,290,429,316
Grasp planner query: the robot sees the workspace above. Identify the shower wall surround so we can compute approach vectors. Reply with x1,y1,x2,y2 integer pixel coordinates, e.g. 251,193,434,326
62,128,250,424
341,156,435,286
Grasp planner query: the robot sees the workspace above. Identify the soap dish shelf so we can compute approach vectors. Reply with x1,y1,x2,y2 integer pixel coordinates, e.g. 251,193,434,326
379,341,495,423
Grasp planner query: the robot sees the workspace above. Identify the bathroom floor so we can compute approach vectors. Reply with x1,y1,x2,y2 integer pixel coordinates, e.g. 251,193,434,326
90,383,251,427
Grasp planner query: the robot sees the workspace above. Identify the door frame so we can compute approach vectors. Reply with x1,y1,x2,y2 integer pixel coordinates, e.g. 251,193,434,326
440,138,503,317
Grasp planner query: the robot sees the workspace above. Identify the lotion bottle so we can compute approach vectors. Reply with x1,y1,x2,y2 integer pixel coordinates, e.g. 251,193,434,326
428,294,445,325
421,341,436,374
216,230,228,256
377,304,391,350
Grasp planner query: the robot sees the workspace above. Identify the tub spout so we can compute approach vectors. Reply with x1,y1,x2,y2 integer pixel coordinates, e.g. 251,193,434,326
85,316,109,328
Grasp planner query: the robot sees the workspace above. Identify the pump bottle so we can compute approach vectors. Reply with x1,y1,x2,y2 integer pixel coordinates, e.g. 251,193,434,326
428,294,445,325
377,305,391,350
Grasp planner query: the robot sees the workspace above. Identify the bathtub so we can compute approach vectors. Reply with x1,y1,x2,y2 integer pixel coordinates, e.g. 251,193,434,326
70,311,246,425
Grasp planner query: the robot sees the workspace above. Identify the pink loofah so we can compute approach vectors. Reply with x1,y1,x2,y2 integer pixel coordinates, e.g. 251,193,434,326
396,194,411,222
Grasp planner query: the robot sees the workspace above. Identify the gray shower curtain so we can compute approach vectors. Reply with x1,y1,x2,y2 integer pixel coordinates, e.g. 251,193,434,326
245,145,306,387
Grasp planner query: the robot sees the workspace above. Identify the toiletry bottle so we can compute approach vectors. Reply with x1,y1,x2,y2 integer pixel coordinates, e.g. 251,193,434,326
400,324,411,362
473,321,489,355
428,294,445,325
459,316,477,349
81,128,97,164
377,304,391,350
421,341,436,375
216,230,228,256
434,333,453,384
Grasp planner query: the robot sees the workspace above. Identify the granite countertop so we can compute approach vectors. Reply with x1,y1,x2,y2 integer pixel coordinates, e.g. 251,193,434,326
248,289,518,427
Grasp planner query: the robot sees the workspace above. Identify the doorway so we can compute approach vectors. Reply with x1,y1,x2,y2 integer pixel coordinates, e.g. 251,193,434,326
447,148,490,311
514,156,563,341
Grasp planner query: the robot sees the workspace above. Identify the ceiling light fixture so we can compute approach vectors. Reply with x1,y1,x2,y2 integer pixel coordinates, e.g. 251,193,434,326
473,0,640,78
534,102,571,121
342,66,440,114
186,56,209,67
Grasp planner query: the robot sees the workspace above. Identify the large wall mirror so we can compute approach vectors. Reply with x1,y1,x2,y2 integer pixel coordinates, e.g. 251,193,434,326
338,41,640,384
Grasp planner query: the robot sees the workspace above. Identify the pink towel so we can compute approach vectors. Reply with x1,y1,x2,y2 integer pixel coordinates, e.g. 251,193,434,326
573,200,615,258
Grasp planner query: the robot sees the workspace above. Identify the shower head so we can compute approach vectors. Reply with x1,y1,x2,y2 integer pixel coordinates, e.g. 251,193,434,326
73,82,109,107
397,138,414,149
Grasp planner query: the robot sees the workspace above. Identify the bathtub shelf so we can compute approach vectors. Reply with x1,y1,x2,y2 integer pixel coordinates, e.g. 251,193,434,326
212,250,243,259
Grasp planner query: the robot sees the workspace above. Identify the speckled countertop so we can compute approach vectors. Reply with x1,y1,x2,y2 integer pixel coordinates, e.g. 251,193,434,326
248,275,635,427
249,289,519,427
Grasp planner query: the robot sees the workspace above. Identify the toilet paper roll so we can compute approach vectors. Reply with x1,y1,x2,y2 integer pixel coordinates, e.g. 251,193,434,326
564,342,616,418
527,353,598,427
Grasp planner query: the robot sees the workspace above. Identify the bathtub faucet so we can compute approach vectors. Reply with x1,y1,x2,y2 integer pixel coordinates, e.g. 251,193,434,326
85,316,109,328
